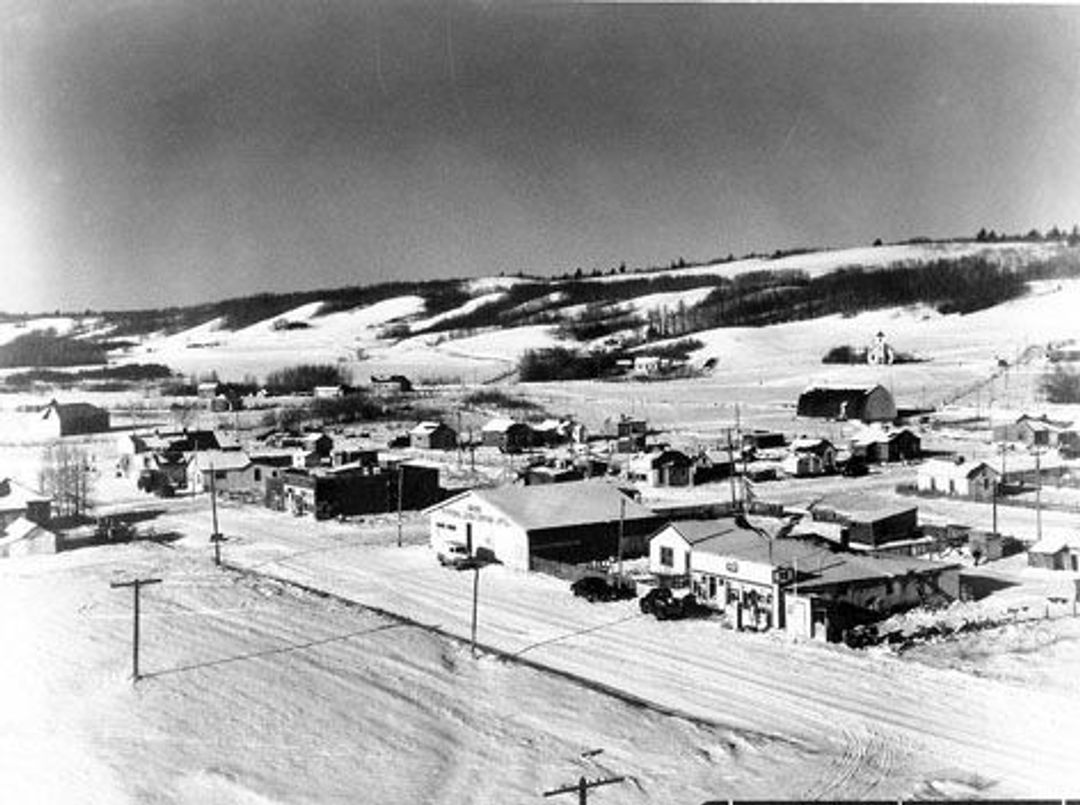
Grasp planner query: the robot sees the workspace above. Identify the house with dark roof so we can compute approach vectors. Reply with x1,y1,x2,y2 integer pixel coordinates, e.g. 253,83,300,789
370,375,413,396
33,399,110,438
425,481,662,571
796,385,896,423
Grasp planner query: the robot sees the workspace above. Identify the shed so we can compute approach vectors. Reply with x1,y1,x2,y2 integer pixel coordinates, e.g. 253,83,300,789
481,418,533,453
1027,537,1080,572
627,449,693,487
425,481,661,571
370,375,413,396
796,385,896,423
410,421,458,451
850,426,921,463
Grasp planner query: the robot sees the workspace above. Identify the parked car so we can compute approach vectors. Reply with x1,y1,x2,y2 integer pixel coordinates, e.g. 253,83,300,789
571,575,636,603
437,541,474,569
841,457,870,477
653,592,712,621
639,586,673,615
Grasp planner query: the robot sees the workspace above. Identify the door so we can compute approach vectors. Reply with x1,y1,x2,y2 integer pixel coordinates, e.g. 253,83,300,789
466,523,473,554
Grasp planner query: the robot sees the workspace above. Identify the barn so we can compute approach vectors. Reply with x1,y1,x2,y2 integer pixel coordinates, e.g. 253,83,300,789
796,385,896,423
33,399,111,438
426,481,662,572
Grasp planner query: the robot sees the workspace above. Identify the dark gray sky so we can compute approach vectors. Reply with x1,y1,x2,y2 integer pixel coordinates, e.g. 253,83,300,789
2,1,1079,313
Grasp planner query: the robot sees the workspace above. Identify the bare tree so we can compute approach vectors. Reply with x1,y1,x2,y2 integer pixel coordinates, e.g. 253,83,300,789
38,442,95,519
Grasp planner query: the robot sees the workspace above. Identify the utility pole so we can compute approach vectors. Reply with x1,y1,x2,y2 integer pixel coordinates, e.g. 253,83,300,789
726,430,738,510
470,564,480,656
209,461,224,566
544,776,626,804
1035,447,1043,542
397,465,404,548
110,576,162,682
616,496,625,577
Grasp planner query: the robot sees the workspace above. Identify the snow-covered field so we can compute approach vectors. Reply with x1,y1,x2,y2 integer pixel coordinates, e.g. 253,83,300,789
5,498,1080,802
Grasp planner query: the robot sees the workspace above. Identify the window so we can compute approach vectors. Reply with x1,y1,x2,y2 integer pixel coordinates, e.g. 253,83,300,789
215,471,227,481
254,468,262,482
660,546,674,567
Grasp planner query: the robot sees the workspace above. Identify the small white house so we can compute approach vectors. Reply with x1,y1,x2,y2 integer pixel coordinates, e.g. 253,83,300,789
917,458,999,501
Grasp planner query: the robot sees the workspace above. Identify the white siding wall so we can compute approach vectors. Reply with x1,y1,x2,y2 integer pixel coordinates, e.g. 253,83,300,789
428,494,531,570
648,526,692,576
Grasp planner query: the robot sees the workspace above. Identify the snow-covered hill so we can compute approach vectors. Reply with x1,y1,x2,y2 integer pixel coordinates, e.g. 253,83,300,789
3,240,1076,392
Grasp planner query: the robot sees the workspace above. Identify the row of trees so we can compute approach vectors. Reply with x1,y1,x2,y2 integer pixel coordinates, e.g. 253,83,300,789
975,225,1080,245
0,329,107,368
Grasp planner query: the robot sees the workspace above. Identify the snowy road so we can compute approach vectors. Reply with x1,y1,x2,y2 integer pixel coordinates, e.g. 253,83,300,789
155,501,1080,799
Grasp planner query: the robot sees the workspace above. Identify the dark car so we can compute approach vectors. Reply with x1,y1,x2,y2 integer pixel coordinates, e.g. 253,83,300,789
639,586,674,615
841,458,870,477
571,575,636,603
654,592,713,621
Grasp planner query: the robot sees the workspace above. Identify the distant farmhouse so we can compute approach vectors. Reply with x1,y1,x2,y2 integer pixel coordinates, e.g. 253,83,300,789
797,385,896,423
370,375,413,396
33,399,110,438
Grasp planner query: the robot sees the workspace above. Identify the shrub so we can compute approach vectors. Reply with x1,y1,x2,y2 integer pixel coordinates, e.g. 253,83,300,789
0,329,107,367
1041,365,1080,403
265,364,350,395
518,348,620,382
462,389,542,411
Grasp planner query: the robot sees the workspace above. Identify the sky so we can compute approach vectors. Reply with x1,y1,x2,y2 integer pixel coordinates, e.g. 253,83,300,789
1,1,1079,314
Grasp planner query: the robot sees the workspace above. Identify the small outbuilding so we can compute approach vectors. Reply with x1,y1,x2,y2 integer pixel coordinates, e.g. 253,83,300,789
410,421,458,451
481,418,533,453
627,449,693,487
1027,537,1080,572
0,516,58,558
850,425,921,463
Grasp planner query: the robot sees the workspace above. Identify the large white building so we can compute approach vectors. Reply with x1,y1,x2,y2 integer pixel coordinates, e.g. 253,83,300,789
426,481,661,571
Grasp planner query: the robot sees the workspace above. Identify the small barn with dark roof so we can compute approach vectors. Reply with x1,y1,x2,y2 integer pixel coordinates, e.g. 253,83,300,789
34,399,110,437
797,385,896,423
426,481,662,571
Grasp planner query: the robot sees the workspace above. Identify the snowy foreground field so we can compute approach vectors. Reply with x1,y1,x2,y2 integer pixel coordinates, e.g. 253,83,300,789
4,496,1079,803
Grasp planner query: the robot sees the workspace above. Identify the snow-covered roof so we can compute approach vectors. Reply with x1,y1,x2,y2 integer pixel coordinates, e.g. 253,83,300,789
0,516,50,545
919,458,998,481
436,481,656,532
0,478,51,511
190,450,251,472
482,417,521,433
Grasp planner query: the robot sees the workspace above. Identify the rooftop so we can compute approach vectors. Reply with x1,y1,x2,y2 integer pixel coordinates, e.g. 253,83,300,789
464,481,657,532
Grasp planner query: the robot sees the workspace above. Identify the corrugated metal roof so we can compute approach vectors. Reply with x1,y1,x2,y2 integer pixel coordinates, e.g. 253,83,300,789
472,481,656,532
